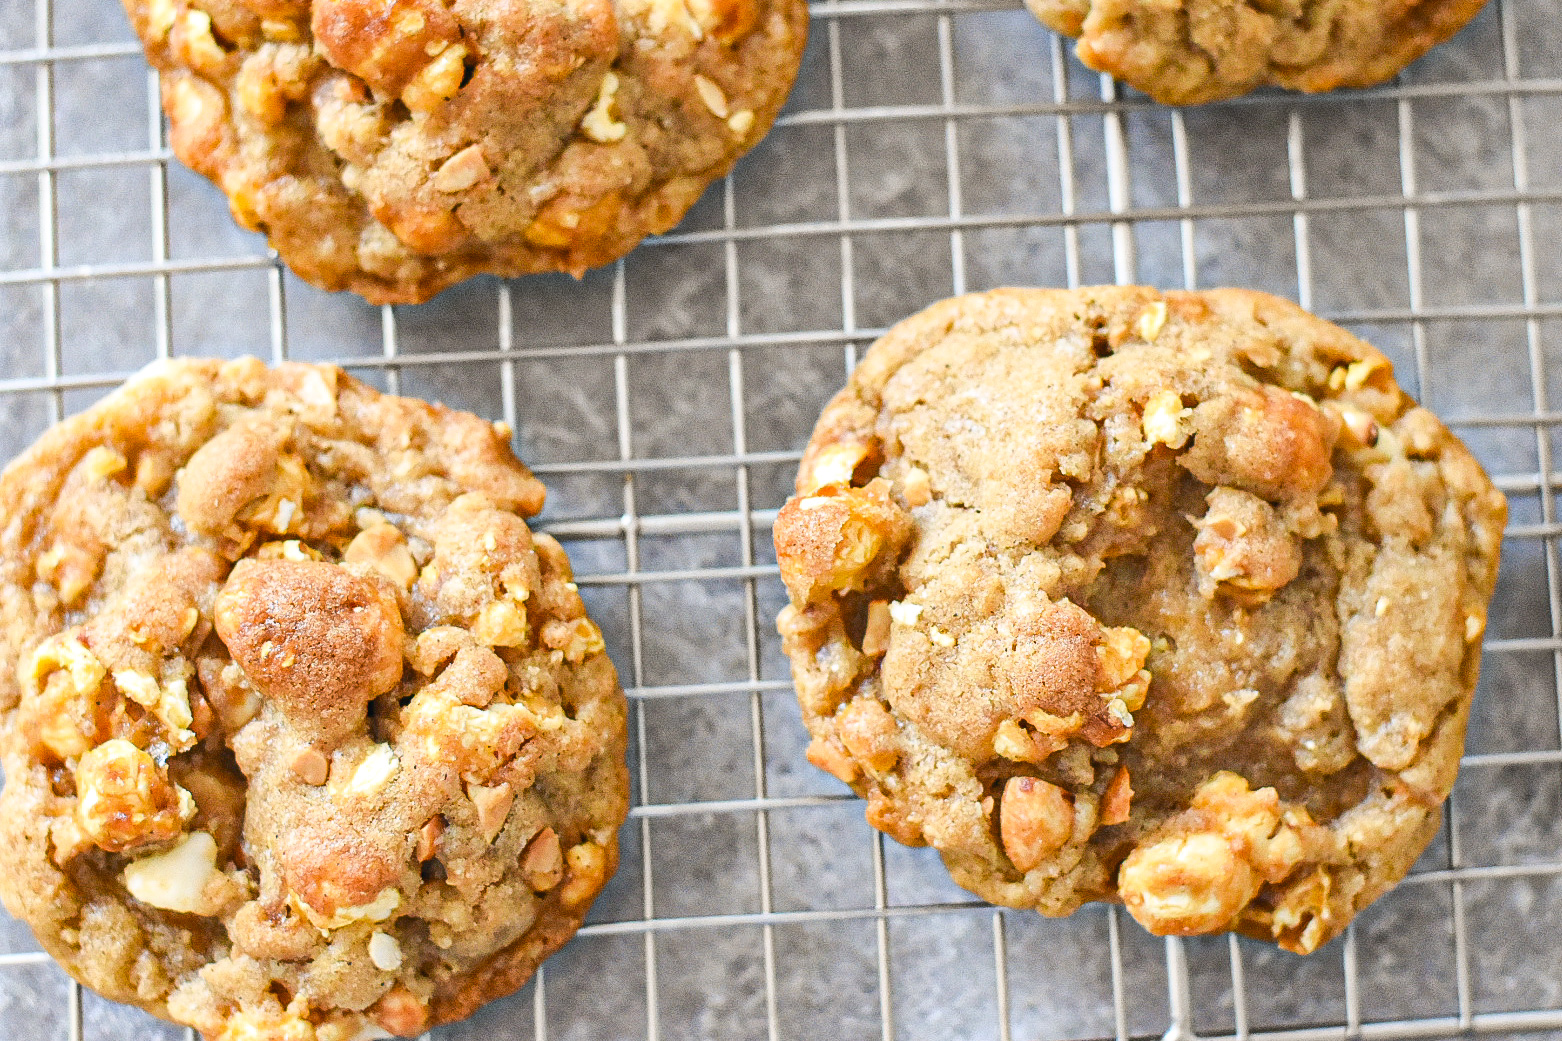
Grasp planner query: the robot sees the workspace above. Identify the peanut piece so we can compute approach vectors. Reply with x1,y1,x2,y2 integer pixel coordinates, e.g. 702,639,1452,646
344,523,419,588
417,816,445,862
521,827,564,891
1000,776,1073,873
836,698,899,773
368,930,403,971
370,985,430,1037
805,736,859,784
1142,389,1192,449
693,74,729,119
432,144,492,193
860,600,892,657
290,747,329,786
1101,766,1133,826
468,782,514,843
559,841,608,907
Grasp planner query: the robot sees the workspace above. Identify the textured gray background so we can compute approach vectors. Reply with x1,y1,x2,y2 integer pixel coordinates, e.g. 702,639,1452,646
1,0,1561,1038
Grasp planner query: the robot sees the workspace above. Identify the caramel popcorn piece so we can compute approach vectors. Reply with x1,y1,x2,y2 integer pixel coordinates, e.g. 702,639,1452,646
75,739,192,853
772,479,912,604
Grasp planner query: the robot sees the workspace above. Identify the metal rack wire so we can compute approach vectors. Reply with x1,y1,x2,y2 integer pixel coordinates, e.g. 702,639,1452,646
1,0,1560,1038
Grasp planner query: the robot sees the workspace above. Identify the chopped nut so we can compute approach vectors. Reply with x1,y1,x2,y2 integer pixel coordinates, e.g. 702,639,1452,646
727,109,754,136
402,43,468,112
888,600,922,627
36,540,100,607
558,841,608,908
1000,776,1073,873
993,719,1043,763
540,617,604,663
145,0,177,39
805,736,859,784
347,744,400,797
521,827,564,891
75,739,188,852
902,466,931,507
82,446,127,481
837,698,899,773
432,144,492,193
1101,766,1133,826
693,74,730,118
290,747,329,786
803,441,870,493
417,816,445,861
368,930,404,972
1337,406,1379,449
1095,626,1151,693
1142,388,1192,449
581,71,628,143
293,887,400,932
468,781,514,843
1343,358,1384,390
113,670,196,752
370,986,430,1037
173,9,227,74
122,831,223,915
1135,300,1168,341
860,600,892,657
476,599,530,647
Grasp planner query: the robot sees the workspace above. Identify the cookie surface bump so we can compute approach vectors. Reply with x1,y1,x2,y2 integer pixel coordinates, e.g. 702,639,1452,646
121,0,807,302
1027,0,1489,104
0,358,628,1038
773,286,1505,953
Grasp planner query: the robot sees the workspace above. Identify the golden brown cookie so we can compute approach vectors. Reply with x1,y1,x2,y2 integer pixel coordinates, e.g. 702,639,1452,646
121,0,808,302
774,287,1505,953
0,358,629,1038
1027,0,1489,104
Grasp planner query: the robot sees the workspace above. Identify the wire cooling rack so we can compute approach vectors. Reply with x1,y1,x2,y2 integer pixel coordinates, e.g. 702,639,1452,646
2,0,1562,1038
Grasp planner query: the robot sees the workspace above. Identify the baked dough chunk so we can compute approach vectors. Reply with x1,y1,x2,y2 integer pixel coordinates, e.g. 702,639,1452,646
0,358,628,1038
1027,0,1489,105
774,287,1505,953
120,0,807,302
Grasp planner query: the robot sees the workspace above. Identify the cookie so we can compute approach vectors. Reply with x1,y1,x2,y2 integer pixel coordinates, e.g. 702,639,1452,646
121,0,807,303
0,358,629,1038
773,287,1504,953
1026,0,1489,104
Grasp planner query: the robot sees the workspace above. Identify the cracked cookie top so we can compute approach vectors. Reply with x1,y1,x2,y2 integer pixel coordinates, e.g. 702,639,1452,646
774,286,1504,953
1026,0,1489,104
0,358,628,1038
122,0,807,302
